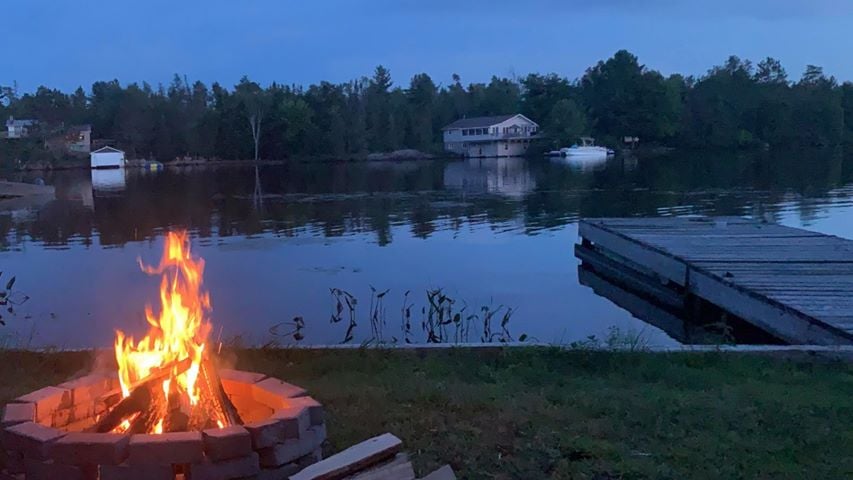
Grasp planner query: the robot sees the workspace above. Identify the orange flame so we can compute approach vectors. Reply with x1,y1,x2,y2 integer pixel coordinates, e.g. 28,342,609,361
113,231,212,433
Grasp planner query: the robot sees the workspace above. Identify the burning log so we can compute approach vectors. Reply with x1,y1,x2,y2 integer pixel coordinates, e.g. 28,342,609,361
90,357,193,433
186,358,243,431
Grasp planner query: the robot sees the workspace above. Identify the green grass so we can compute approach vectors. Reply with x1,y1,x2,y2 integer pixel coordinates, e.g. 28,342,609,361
1,348,851,479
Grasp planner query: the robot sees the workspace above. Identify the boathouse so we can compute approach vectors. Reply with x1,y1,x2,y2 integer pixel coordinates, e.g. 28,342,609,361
90,146,126,169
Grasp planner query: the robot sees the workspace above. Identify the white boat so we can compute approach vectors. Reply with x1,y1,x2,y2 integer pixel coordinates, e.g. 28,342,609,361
547,137,614,158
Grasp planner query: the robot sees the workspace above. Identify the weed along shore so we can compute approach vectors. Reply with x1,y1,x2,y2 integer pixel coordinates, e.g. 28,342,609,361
1,347,850,479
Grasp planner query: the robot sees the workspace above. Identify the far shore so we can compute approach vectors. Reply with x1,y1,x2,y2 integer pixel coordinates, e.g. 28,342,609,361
5,148,456,171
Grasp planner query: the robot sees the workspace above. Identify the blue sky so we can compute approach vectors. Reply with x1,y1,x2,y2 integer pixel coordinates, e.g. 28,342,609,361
5,0,853,93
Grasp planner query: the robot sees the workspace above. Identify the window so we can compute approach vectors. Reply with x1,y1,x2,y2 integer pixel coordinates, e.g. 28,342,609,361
462,129,468,136
504,143,508,150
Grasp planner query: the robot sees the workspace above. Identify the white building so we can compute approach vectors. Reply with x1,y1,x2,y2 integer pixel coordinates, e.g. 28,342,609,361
90,146,126,169
5,117,38,139
442,114,539,158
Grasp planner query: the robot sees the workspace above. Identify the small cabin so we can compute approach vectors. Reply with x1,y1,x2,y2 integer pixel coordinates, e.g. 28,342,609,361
90,146,126,169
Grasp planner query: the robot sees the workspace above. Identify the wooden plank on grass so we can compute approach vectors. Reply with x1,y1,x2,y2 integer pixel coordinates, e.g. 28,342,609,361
290,433,402,480
421,465,457,480
349,453,415,480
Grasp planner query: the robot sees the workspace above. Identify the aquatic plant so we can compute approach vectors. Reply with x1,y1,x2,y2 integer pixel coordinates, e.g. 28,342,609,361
0,272,29,326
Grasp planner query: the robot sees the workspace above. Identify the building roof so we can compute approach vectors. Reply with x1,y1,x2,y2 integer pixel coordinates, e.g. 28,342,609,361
443,114,527,130
69,124,92,133
91,146,124,154
5,117,37,128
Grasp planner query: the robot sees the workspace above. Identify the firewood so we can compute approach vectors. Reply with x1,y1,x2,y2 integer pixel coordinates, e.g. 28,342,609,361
96,357,193,405
203,358,243,426
349,453,415,480
420,465,456,480
91,357,192,433
290,433,403,480
90,382,152,433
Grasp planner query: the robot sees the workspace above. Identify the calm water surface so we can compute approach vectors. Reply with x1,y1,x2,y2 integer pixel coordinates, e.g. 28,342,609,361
2,149,853,348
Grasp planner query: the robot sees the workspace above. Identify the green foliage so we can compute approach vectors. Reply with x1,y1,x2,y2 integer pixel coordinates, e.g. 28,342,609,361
3,51,853,164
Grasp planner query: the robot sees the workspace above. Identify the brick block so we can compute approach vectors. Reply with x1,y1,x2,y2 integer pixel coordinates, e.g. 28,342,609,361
202,425,251,461
14,387,71,424
50,401,95,429
244,419,285,450
50,406,73,429
297,447,323,467
51,432,130,465
286,448,322,473
228,394,272,424
270,403,310,440
256,425,325,468
251,378,306,409
1,403,34,427
128,431,203,465
1,421,65,459
58,373,115,405
24,459,97,480
288,396,324,426
219,370,267,397
255,461,302,480
188,451,260,480
99,463,175,480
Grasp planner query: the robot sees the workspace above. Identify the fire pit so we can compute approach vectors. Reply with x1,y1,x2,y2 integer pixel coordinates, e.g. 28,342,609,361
0,232,327,479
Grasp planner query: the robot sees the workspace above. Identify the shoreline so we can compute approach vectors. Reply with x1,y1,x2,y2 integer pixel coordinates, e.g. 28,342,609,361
1,347,849,478
10,342,853,360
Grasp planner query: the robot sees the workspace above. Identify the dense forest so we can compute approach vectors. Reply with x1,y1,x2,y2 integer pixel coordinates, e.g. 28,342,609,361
2,50,853,163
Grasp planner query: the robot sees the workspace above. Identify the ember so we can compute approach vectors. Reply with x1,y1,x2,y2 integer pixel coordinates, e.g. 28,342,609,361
107,231,239,434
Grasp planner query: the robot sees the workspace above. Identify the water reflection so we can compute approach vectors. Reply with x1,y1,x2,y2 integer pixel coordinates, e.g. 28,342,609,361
444,157,535,198
91,169,127,193
548,154,609,172
1,148,852,348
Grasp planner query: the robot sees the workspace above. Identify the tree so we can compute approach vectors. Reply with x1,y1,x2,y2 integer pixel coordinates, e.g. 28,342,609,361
842,82,853,145
366,66,394,152
234,76,269,161
546,99,588,147
406,73,438,150
755,57,788,85
521,73,574,126
581,50,682,143
790,65,842,146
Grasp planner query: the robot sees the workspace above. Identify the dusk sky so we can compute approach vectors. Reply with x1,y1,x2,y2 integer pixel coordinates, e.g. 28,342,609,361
5,0,853,93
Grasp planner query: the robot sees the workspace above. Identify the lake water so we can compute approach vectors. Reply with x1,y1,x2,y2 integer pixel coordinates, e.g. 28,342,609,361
2,149,853,349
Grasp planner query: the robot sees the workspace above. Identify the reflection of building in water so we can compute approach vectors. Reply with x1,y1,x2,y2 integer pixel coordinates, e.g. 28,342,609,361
91,168,126,193
443,157,535,198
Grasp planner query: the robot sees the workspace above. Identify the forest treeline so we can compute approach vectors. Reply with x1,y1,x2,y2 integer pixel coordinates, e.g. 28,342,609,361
2,50,853,162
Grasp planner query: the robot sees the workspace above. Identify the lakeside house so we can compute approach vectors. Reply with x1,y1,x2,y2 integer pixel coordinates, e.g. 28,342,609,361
45,124,92,156
90,146,126,169
442,114,539,158
66,125,92,154
5,116,38,139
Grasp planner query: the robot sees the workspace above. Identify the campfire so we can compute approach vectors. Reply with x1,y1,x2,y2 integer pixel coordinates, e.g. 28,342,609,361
105,231,239,435
0,231,328,479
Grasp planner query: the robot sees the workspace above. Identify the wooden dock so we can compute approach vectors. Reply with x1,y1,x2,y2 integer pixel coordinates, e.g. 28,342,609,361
576,217,853,345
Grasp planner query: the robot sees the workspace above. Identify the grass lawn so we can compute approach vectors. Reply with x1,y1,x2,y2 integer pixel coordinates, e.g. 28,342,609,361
1,348,851,479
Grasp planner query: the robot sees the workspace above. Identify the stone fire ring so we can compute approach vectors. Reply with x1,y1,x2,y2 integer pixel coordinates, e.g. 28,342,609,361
0,369,326,480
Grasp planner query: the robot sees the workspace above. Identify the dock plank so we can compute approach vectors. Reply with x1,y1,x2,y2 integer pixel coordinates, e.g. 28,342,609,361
578,217,853,345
